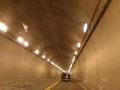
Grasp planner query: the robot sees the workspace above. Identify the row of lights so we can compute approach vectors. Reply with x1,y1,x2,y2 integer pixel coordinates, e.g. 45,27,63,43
68,23,88,72
18,37,29,46
68,42,81,72
51,61,65,72
0,22,64,72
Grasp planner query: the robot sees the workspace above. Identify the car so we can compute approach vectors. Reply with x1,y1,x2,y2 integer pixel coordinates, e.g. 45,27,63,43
61,72,70,81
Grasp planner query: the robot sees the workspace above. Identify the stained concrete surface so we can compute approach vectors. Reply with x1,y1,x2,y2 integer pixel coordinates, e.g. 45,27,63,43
0,34,61,89
71,0,120,90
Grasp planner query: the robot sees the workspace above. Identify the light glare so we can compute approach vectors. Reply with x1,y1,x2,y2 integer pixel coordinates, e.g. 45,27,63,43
51,61,55,65
0,22,7,32
84,23,88,33
69,62,73,72
24,25,28,30
24,41,29,47
47,59,50,62
77,42,81,48
18,37,24,43
42,55,45,59
72,57,75,62
23,23,28,30
75,51,77,55
35,50,39,54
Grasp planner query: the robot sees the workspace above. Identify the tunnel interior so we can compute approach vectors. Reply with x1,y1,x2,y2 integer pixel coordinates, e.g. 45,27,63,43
0,0,120,90
0,0,100,71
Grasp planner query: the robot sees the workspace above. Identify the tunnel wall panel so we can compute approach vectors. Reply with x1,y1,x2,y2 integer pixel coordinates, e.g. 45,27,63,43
71,0,120,90
0,34,61,87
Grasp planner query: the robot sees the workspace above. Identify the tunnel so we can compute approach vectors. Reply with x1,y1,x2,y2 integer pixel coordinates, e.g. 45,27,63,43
0,0,119,90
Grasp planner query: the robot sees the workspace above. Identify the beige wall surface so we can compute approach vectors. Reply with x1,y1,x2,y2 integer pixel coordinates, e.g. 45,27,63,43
71,0,120,90
0,33,61,87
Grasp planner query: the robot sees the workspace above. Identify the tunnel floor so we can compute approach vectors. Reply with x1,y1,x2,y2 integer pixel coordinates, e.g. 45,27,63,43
6,78,94,90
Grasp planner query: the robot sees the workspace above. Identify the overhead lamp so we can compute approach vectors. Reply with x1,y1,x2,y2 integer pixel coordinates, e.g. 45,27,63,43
77,42,81,48
24,41,29,47
63,70,65,73
72,56,75,62
51,61,55,65
69,64,73,72
53,63,55,65
42,55,45,59
23,23,28,30
35,50,39,54
47,59,50,62
24,25,28,30
0,22,7,32
84,23,88,33
18,37,24,43
75,51,77,55
50,61,52,64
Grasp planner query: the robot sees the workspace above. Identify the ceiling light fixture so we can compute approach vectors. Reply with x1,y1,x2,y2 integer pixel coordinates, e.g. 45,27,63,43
35,50,39,54
51,61,55,65
0,22,7,32
69,63,73,72
24,25,28,30
18,37,24,43
42,55,45,59
23,23,28,30
84,23,88,33
50,62,65,72
72,56,75,62
24,41,29,47
47,59,50,62
75,51,77,55
77,42,81,48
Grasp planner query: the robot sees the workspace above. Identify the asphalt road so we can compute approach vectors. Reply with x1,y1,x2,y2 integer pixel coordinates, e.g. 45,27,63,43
6,78,95,90
51,80,85,90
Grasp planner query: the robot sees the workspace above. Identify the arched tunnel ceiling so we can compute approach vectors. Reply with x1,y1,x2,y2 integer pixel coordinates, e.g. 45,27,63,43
0,0,99,71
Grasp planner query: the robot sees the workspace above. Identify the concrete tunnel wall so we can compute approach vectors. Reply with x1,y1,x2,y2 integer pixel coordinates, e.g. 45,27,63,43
0,33,61,87
71,0,120,90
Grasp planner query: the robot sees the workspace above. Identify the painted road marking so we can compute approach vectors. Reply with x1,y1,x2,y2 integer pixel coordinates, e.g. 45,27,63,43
73,79,96,90
44,80,60,90
71,79,87,90
81,82,96,90
76,81,87,90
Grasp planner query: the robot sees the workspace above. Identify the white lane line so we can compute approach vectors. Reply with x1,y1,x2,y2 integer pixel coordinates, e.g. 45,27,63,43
72,79,87,90
76,81,87,90
81,82,96,90
73,78,96,90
